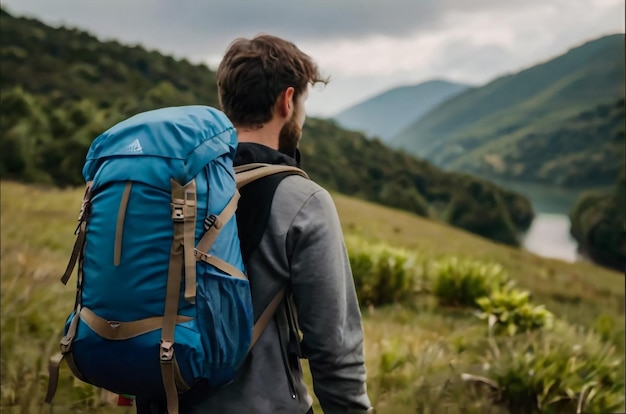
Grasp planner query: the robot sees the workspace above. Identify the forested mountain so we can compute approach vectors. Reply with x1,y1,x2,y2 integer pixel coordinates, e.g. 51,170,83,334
0,9,219,109
333,80,470,141
0,8,534,246
569,160,625,271
391,33,625,189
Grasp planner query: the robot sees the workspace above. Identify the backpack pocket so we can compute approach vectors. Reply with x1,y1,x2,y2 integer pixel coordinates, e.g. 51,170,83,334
195,263,253,388
66,309,206,400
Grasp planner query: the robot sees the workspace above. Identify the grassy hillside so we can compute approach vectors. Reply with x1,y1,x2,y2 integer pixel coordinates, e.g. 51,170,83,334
1,181,623,413
391,34,625,189
0,9,534,246
334,80,470,141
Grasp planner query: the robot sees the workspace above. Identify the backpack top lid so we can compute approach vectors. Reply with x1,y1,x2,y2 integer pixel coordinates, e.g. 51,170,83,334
83,105,237,185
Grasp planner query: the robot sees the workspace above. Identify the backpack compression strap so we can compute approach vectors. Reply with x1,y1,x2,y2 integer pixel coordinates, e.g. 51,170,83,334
160,179,197,414
194,190,245,281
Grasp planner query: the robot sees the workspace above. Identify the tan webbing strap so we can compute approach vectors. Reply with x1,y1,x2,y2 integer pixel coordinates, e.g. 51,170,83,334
160,180,190,414
195,253,247,280
44,352,64,404
233,163,269,174
61,221,86,285
195,190,241,255
249,286,287,350
234,164,309,189
174,359,190,392
234,162,306,175
80,307,193,341
61,182,93,285
114,181,133,266
46,305,87,404
60,305,82,354
183,181,198,304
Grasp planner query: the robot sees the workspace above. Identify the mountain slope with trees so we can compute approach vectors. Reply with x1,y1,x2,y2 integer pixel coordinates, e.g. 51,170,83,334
0,8,534,246
391,33,625,190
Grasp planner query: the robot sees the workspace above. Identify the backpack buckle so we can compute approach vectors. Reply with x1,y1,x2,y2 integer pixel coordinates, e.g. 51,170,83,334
160,340,174,362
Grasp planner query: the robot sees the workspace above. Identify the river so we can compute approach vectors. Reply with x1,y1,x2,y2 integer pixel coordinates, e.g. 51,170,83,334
493,179,585,263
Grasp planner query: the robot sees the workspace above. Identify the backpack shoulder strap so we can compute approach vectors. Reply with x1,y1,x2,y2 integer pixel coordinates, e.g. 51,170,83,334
235,163,308,188
235,164,307,263
235,164,307,350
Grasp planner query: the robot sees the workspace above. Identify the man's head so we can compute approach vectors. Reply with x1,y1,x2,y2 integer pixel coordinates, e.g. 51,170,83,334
216,34,328,153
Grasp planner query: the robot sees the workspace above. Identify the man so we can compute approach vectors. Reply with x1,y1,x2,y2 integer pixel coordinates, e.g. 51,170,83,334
179,35,373,414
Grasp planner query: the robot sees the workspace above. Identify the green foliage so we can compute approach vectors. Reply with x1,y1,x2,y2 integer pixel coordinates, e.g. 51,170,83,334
431,257,510,307
569,159,626,271
345,236,422,306
0,11,219,109
476,289,554,336
473,322,625,414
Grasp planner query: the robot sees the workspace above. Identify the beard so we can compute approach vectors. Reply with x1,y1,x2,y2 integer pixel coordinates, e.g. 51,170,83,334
278,114,302,159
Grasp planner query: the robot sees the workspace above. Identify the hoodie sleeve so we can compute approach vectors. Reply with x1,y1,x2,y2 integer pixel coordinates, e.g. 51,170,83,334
286,188,373,414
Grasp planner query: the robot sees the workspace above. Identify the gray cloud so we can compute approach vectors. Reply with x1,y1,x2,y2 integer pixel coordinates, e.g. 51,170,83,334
2,0,548,60
433,41,515,82
3,0,621,116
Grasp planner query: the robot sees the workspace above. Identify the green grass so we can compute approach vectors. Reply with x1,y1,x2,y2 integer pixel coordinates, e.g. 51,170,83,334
1,181,624,413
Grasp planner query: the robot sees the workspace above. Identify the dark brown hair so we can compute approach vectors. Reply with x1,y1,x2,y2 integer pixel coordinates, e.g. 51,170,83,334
216,34,329,128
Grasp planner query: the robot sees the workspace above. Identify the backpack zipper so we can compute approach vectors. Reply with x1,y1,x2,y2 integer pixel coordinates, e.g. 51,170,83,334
113,181,132,266
276,313,297,399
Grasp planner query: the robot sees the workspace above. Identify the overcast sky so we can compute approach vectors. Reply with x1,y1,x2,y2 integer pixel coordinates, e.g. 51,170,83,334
4,0,624,116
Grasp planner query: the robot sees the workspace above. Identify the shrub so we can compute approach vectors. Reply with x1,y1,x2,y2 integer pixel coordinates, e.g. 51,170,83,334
345,236,422,306
464,321,625,414
475,289,554,336
430,257,510,307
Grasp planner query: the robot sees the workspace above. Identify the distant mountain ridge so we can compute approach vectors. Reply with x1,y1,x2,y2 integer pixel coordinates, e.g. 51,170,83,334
390,33,625,189
333,80,470,141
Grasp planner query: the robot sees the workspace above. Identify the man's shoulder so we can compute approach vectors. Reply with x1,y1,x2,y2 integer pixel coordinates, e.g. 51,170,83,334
271,173,336,218
277,173,328,201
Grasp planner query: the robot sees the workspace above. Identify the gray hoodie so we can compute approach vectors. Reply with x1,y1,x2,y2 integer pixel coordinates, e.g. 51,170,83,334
178,144,373,414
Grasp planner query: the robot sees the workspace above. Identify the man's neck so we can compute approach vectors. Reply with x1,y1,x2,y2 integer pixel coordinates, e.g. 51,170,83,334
236,120,282,150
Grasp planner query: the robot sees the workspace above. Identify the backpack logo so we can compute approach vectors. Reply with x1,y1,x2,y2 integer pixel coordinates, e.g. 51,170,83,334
108,321,121,329
124,139,143,153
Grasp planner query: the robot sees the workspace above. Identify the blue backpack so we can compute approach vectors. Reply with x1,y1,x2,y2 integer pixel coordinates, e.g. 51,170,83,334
44,106,307,413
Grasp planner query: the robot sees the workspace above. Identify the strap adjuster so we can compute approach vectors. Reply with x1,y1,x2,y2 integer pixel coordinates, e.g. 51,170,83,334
193,249,211,261
203,214,218,231
171,203,185,222
160,340,174,361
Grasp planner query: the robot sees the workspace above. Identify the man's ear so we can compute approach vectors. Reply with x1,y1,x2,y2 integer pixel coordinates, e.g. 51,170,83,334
278,87,295,118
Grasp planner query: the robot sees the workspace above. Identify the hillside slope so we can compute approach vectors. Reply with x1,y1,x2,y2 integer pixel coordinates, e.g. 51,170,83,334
334,80,470,141
0,8,534,246
391,34,625,188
